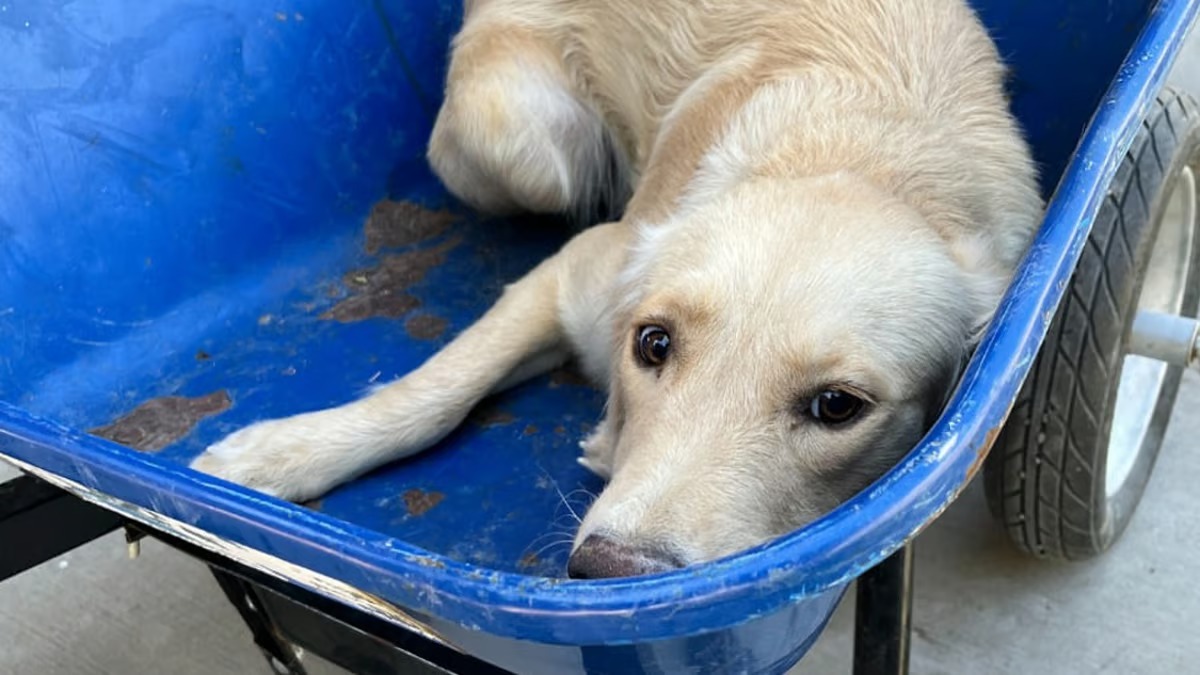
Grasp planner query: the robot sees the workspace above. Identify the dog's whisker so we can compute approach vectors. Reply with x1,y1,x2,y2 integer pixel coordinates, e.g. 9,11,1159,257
526,527,576,548
549,482,586,525
528,537,577,560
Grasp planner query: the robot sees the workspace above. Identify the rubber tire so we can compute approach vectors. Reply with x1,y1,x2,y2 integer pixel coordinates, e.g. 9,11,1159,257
984,88,1200,561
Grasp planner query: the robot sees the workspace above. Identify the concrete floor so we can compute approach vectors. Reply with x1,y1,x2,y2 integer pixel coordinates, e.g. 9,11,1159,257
795,374,1200,675
3,31,1200,675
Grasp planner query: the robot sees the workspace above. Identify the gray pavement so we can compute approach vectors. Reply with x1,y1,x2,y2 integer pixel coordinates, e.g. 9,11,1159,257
2,27,1199,675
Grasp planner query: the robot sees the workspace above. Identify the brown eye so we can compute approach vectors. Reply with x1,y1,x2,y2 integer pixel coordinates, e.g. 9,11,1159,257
636,325,671,366
810,389,865,426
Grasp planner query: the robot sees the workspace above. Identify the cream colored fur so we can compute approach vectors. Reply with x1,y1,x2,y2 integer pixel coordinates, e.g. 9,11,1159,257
192,0,1042,573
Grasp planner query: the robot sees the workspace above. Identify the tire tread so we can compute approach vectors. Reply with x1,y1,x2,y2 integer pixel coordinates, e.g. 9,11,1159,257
985,89,1200,560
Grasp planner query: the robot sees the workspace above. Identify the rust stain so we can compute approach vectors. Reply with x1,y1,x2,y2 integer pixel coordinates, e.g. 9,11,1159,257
405,314,448,340
403,489,445,517
90,391,232,453
467,399,516,428
553,425,566,436
364,200,457,254
518,552,539,569
549,364,591,388
523,424,538,436
970,426,1004,478
320,239,458,323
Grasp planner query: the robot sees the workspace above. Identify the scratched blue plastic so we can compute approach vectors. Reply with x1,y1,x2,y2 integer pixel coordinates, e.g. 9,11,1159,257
0,1,1196,673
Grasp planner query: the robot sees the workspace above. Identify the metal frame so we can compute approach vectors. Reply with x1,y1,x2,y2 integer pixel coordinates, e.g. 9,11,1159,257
0,473,123,581
854,545,914,675
210,568,309,675
0,471,916,674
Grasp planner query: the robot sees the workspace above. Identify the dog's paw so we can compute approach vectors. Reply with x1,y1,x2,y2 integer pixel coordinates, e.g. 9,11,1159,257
190,415,334,502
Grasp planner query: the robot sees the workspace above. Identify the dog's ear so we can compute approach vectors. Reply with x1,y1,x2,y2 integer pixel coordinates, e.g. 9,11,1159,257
578,392,621,480
578,424,615,479
946,233,1017,347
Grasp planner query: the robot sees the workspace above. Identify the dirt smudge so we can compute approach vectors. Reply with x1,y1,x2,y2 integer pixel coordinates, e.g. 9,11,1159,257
90,391,232,452
518,552,539,569
320,239,458,323
403,489,445,517
523,424,538,436
405,314,448,340
364,200,456,254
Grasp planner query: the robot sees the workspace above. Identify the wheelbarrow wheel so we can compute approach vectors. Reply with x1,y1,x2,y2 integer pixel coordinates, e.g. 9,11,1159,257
985,88,1200,561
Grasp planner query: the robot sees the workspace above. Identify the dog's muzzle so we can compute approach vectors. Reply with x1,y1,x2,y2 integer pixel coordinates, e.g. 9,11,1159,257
567,534,685,579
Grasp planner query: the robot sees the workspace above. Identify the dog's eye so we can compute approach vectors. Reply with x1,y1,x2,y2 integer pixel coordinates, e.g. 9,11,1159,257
810,389,865,426
635,325,671,366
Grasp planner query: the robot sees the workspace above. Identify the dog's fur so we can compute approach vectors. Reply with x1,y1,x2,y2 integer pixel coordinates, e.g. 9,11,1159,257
192,0,1042,576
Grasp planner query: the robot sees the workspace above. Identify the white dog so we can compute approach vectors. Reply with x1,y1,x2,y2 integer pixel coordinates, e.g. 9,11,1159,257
192,0,1042,578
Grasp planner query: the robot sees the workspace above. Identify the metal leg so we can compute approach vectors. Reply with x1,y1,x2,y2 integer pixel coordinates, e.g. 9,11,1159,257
853,543,914,675
211,568,309,675
137,526,511,675
0,473,124,581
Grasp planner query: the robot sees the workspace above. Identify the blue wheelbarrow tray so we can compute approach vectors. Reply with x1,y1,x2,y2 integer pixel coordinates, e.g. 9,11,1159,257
1,2,1197,673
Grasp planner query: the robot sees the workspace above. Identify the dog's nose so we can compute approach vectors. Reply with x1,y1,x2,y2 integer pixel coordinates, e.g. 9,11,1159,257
567,534,685,579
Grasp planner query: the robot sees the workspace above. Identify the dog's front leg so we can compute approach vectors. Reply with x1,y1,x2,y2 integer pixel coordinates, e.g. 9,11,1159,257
190,223,629,501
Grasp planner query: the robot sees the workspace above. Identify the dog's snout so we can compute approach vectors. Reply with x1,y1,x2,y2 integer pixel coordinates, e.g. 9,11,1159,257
566,534,684,579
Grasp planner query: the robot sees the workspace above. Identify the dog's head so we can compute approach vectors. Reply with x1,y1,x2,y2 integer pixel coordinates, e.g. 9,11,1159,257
567,174,1005,578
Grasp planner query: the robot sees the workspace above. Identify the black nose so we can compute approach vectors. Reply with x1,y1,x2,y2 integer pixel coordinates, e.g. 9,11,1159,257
566,534,685,579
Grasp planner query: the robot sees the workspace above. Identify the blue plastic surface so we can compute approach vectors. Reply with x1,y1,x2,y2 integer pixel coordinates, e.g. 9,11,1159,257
1,1,1196,673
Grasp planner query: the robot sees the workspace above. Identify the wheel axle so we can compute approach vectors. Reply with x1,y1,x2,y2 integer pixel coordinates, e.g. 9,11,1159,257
1128,310,1199,371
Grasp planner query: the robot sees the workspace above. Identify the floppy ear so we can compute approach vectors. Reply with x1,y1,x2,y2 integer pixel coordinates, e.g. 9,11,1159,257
579,392,621,479
946,230,1020,348
925,267,1002,431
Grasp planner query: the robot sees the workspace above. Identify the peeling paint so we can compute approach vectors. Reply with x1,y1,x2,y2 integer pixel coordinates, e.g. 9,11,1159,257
364,200,457,254
414,556,448,569
321,240,458,323
89,391,231,452
3,457,456,650
405,313,448,340
403,488,445,517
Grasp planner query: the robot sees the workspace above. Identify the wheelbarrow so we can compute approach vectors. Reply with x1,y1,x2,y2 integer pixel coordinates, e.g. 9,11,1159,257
1,1,1198,674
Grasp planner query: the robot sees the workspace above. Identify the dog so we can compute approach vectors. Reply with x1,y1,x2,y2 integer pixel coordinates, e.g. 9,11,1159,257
191,0,1043,579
